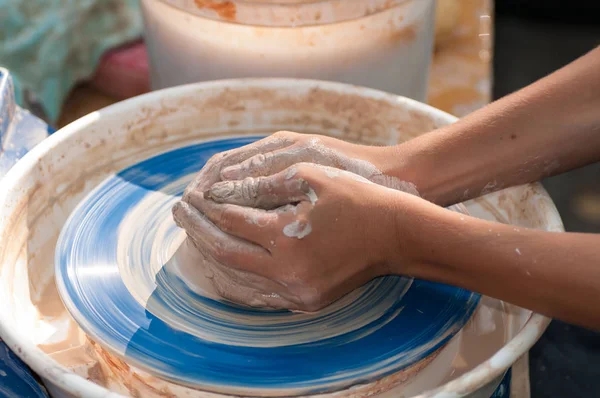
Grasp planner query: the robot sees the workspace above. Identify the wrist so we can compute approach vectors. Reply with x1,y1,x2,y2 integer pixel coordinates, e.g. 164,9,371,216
376,191,447,276
373,133,452,206
338,137,445,205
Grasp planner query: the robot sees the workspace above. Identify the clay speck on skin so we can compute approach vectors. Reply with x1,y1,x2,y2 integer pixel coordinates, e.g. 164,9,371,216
481,180,499,196
307,188,318,204
244,211,269,227
370,174,420,197
544,159,561,175
324,168,340,178
283,220,312,239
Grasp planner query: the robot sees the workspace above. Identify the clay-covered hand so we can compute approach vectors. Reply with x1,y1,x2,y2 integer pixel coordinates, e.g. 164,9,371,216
173,163,424,311
181,131,417,205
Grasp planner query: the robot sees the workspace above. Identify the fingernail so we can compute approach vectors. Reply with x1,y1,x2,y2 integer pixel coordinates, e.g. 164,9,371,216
221,165,240,180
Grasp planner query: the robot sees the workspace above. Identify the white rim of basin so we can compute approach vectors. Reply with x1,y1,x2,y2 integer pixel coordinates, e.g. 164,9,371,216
0,78,554,398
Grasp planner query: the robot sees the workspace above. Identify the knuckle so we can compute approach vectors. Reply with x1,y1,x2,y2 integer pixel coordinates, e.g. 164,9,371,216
273,130,295,139
262,151,274,167
293,166,320,188
249,153,266,168
207,151,227,166
246,152,273,171
241,177,259,200
303,134,320,147
256,176,273,195
294,162,313,178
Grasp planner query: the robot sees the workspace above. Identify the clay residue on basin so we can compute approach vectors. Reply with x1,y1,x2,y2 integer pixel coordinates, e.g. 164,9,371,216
194,86,444,145
0,81,546,397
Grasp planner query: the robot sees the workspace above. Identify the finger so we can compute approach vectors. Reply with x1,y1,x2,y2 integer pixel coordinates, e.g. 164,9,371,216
202,174,312,209
210,266,301,310
220,145,325,180
172,201,272,271
197,250,302,309
183,238,301,307
186,195,280,247
218,285,300,310
183,134,295,198
248,292,301,311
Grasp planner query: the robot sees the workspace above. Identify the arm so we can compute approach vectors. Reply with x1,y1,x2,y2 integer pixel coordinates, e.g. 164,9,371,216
388,45,600,206
196,46,600,205
397,203,600,329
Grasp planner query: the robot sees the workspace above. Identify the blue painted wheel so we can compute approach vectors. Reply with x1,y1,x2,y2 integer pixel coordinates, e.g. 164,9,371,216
56,136,480,396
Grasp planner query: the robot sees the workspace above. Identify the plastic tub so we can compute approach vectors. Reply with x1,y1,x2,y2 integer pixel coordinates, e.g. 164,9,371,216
0,79,557,397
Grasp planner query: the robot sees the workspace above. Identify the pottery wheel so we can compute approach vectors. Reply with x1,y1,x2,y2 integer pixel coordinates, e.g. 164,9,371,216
55,136,480,396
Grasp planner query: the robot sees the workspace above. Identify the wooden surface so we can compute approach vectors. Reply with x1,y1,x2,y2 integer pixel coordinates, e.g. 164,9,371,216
428,0,493,117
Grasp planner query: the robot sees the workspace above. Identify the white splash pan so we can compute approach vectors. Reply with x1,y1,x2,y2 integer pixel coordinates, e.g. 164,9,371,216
0,79,558,397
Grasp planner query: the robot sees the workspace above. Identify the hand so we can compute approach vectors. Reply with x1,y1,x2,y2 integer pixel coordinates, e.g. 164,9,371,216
181,131,418,206
173,163,425,311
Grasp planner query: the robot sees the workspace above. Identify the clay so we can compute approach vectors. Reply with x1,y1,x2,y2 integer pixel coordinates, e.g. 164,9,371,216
282,220,312,240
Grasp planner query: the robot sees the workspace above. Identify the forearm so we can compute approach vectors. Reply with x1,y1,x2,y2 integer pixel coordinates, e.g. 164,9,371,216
386,45,600,206
398,205,600,329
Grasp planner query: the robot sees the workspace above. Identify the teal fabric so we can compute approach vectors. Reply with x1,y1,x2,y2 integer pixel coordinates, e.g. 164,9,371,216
0,1,143,123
